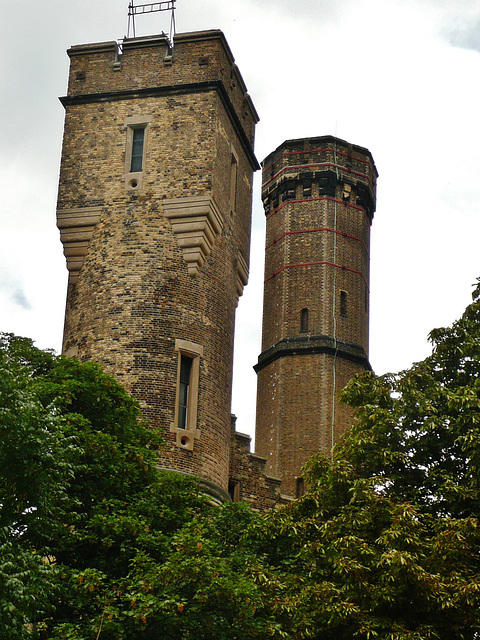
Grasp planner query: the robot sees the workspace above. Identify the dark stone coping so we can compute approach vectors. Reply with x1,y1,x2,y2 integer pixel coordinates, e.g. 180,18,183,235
254,334,371,373
60,80,260,171
234,430,252,443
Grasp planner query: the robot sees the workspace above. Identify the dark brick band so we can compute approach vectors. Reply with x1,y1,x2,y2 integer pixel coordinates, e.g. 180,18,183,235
254,334,371,373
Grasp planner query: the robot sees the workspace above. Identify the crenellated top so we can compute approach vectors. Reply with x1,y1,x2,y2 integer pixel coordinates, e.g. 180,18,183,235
261,136,378,222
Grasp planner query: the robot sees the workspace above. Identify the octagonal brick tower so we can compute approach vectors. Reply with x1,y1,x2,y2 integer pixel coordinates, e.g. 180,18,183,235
56,30,259,503
254,136,377,497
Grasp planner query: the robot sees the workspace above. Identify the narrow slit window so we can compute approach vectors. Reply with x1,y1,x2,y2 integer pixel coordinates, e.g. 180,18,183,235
228,480,241,502
230,152,238,213
300,308,309,332
340,291,348,318
178,355,193,429
130,127,145,172
296,477,305,498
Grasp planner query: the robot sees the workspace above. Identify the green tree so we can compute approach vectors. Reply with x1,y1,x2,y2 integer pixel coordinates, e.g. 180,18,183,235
341,279,480,520
0,335,209,638
0,335,271,639
241,282,480,639
0,335,71,637
4,279,480,639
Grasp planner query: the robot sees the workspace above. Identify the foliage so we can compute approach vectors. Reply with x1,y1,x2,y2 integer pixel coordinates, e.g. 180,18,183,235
240,281,480,639
0,335,272,639
3,280,480,638
341,278,480,520
0,334,207,638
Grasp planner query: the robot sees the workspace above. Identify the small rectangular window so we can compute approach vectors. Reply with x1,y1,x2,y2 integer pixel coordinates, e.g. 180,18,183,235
300,308,309,333
228,480,241,502
130,127,145,172
340,291,348,318
230,151,238,213
124,115,152,191
296,477,305,498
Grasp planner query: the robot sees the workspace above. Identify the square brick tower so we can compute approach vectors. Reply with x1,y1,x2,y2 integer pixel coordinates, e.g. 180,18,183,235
255,136,377,497
56,31,259,503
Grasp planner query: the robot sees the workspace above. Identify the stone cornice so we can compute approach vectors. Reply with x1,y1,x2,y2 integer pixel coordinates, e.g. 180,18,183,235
57,206,102,284
235,251,249,304
254,334,371,373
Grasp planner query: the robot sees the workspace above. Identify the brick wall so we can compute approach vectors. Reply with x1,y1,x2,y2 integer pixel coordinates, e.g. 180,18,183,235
255,136,377,497
229,417,288,511
57,31,258,499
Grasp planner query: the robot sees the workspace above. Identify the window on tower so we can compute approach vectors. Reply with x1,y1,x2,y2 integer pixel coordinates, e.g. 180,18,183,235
123,114,152,191
296,477,305,498
178,354,193,429
340,291,348,318
300,308,309,332
171,339,203,450
130,127,146,172
230,150,238,214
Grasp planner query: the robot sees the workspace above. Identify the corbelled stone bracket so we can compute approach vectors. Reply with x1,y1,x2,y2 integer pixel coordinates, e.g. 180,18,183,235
235,251,249,304
163,195,223,276
57,206,102,284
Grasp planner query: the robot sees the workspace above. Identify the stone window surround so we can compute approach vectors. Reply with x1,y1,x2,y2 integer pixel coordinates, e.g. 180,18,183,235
123,114,153,191
170,339,203,451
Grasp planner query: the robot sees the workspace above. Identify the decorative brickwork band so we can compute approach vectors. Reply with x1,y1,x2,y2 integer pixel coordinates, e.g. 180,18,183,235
264,261,367,284
57,206,102,284
254,334,371,373
255,136,378,497
163,196,223,276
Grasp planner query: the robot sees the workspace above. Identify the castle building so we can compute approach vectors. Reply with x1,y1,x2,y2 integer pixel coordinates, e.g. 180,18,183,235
56,30,377,507
255,138,377,497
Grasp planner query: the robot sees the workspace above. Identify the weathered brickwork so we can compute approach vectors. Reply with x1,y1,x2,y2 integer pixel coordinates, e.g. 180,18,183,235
228,417,288,510
255,137,378,497
56,32,378,509
57,30,259,502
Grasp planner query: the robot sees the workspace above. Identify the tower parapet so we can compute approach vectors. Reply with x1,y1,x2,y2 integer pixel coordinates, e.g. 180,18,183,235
255,136,378,497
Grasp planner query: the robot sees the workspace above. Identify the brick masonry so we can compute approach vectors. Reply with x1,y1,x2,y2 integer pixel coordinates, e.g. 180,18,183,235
56,32,377,509
57,30,259,502
255,137,378,497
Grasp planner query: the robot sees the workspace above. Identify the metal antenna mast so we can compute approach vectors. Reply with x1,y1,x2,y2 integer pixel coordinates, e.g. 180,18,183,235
127,1,176,43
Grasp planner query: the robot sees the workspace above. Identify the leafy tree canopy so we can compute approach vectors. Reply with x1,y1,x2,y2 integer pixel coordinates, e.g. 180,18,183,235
3,281,480,639
242,280,480,639
0,335,210,638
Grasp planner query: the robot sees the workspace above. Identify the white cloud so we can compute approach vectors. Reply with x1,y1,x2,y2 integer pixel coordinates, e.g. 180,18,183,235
2,0,480,438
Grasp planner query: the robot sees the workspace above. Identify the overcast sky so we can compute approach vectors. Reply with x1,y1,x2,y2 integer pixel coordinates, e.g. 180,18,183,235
1,0,480,439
